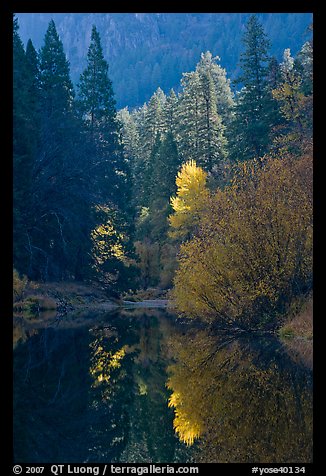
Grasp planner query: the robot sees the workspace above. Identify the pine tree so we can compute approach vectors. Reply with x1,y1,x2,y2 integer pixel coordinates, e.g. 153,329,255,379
176,61,227,174
272,48,312,154
77,25,134,288
77,25,116,132
197,59,227,172
140,87,167,161
176,71,201,163
150,131,180,205
39,20,74,118
77,25,131,213
163,88,178,136
197,52,234,126
24,20,98,281
13,16,34,275
144,132,180,223
295,40,313,96
229,15,275,162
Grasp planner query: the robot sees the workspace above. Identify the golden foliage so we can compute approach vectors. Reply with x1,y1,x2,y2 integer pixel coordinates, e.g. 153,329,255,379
91,205,125,266
169,160,210,240
89,335,127,388
172,155,312,328
13,269,28,303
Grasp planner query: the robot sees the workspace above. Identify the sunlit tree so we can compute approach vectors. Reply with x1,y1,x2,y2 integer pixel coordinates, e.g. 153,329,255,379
172,154,312,329
169,160,210,241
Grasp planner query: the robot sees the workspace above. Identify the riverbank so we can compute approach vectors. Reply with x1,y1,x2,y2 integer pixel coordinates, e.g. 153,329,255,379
13,280,119,315
13,279,172,318
278,295,313,340
13,279,313,341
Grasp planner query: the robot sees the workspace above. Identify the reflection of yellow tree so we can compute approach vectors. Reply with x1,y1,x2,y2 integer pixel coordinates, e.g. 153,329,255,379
89,329,129,401
13,318,39,349
166,330,313,462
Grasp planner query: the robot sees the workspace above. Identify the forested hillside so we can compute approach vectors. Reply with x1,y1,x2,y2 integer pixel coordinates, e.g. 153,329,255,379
16,13,312,108
13,13,313,331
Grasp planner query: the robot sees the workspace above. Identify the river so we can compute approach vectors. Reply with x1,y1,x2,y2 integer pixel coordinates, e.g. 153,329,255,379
13,307,313,463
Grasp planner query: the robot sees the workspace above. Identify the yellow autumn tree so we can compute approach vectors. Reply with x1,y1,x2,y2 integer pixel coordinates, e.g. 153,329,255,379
168,160,210,240
172,155,312,329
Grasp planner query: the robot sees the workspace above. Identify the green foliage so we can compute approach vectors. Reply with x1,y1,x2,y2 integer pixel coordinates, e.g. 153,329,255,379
271,45,313,156
13,18,135,291
229,15,278,162
16,13,312,110
39,20,75,115
14,14,313,309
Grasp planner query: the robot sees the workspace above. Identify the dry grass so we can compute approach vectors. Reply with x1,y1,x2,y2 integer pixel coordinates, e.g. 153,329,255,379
281,337,313,370
279,295,313,340
123,287,169,301
13,295,57,313
37,281,111,304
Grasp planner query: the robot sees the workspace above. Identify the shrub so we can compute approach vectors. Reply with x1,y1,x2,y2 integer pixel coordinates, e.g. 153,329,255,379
172,155,312,330
13,269,28,303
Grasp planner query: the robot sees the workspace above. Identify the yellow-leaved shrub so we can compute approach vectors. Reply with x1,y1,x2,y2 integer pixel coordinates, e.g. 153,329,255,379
172,155,312,329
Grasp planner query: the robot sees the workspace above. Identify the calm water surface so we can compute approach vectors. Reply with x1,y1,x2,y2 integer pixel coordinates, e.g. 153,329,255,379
13,308,313,463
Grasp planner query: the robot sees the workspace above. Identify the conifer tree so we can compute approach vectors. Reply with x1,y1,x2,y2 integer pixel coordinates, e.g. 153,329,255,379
272,48,312,154
163,88,179,136
197,52,234,126
139,87,167,161
229,15,275,162
78,25,116,132
39,20,74,118
176,71,201,163
177,64,227,174
77,25,134,288
13,16,34,274
197,61,227,172
77,25,131,213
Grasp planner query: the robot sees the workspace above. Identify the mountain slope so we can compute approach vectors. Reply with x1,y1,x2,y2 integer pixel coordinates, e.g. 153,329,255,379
16,13,312,109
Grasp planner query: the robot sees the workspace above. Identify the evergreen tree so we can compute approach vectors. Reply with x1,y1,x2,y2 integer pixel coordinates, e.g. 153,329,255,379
267,56,284,123
272,47,312,155
295,38,313,96
77,25,134,289
150,131,180,205
77,25,131,213
23,19,96,280
177,63,227,174
39,20,74,118
176,71,201,163
197,59,227,172
77,25,116,131
13,16,34,275
197,51,234,126
25,39,40,109
139,87,167,162
229,15,275,162
163,88,179,136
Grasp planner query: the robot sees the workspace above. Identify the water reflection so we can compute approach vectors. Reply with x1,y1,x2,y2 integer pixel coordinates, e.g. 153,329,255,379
13,310,191,463
166,329,313,463
13,311,312,463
